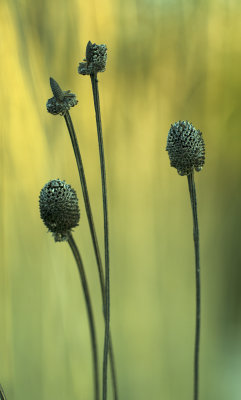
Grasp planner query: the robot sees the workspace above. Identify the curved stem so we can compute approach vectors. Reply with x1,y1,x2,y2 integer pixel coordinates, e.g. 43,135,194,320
108,339,118,400
64,111,103,282
187,172,201,400
67,233,100,400
90,73,110,400
0,385,7,400
64,111,118,399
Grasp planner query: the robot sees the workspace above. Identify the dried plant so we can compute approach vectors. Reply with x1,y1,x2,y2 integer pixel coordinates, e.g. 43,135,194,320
39,179,100,400
47,77,103,278
47,73,118,399
166,120,205,400
78,41,111,400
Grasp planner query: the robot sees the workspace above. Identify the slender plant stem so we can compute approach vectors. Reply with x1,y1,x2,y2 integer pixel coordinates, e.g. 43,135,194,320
90,73,110,400
64,111,118,399
64,111,102,281
68,233,100,400
0,385,7,400
187,172,201,400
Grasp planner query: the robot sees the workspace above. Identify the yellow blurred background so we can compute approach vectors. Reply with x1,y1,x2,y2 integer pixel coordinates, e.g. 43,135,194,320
1,0,241,399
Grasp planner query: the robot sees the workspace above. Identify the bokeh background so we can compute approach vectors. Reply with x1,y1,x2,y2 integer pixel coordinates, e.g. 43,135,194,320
1,0,241,399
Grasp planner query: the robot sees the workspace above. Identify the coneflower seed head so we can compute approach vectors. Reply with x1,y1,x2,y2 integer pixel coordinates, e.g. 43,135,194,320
78,42,107,75
46,77,78,116
166,120,205,176
39,179,80,242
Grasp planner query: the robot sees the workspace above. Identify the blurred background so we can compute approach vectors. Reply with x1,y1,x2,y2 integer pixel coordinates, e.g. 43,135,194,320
1,0,241,399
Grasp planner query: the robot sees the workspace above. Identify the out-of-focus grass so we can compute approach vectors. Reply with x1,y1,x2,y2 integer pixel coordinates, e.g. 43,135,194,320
1,0,241,399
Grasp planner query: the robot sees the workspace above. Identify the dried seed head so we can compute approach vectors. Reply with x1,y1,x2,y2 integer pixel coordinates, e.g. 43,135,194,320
86,40,94,64
50,77,65,101
78,42,107,75
46,77,78,116
166,120,205,176
39,179,80,242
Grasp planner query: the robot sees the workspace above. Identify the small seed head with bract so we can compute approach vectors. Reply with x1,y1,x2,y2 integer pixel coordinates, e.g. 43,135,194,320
166,120,205,176
39,179,80,242
46,77,78,116
78,41,107,75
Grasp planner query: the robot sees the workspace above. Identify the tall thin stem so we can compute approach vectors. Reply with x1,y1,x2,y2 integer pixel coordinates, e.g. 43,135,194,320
64,111,102,282
68,233,100,400
187,172,201,400
90,73,110,400
64,111,118,399
0,385,7,400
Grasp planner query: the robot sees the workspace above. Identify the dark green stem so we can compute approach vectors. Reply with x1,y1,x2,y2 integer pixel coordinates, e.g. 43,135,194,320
64,111,102,282
0,385,7,400
90,73,110,400
187,172,201,400
64,111,118,399
68,233,100,400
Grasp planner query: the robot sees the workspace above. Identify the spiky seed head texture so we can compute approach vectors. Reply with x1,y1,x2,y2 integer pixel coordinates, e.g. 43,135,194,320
166,120,205,176
78,42,107,75
49,77,65,101
46,77,78,116
86,40,94,64
39,179,80,242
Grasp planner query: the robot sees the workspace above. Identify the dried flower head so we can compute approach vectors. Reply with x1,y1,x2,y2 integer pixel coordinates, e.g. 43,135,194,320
39,179,80,242
46,77,78,116
166,120,205,176
78,41,107,75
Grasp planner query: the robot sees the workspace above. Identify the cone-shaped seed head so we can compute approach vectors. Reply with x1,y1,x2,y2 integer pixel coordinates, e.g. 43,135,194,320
46,77,78,116
39,179,80,242
78,42,107,75
86,40,94,64
50,77,64,101
166,120,205,176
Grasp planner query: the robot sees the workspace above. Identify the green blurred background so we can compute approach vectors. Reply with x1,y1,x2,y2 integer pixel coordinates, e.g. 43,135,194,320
1,0,241,399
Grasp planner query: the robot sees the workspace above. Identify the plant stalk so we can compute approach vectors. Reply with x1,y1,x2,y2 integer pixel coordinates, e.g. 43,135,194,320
90,73,110,400
64,111,102,280
64,110,118,399
187,172,201,400
68,233,100,400
0,385,7,400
